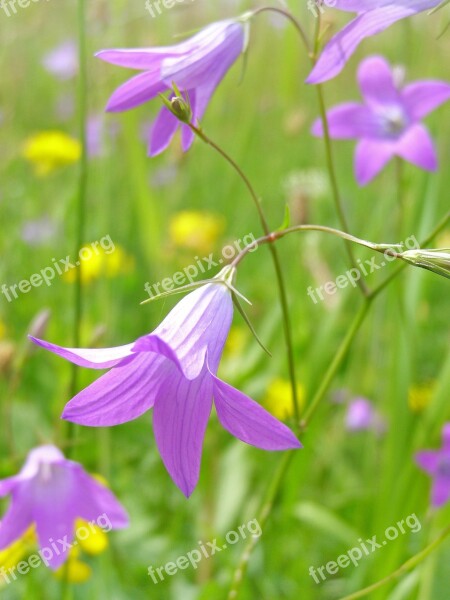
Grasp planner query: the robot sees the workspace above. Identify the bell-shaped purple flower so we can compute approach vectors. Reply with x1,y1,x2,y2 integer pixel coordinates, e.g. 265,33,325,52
312,55,450,185
96,18,247,156
416,423,450,508
31,281,301,498
307,1,442,84
0,445,128,569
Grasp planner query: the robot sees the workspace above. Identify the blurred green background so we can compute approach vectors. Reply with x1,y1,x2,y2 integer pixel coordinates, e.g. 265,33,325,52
1,1,449,599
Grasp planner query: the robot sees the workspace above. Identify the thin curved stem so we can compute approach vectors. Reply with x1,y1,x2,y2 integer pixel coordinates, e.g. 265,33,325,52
251,6,312,53
190,124,302,430
338,524,450,600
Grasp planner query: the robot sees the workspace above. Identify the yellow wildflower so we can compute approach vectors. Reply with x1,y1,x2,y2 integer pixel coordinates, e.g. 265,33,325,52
63,244,135,285
75,519,109,555
23,131,81,176
0,528,36,583
264,378,305,420
408,382,435,414
223,327,247,357
169,211,225,253
54,548,92,584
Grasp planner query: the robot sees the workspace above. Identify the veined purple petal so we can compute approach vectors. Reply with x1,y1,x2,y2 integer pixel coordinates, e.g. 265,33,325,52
62,353,167,426
394,124,437,171
152,367,213,497
149,105,179,156
160,20,244,89
311,103,380,139
134,283,233,380
211,374,301,451
306,5,426,84
357,55,400,107
354,138,395,185
96,48,182,70
333,0,396,11
105,72,166,112
29,336,136,369
402,81,450,121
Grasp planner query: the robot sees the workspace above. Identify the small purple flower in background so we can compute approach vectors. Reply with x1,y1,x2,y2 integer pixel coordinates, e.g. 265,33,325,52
345,397,385,433
96,18,248,156
31,276,301,497
416,423,450,507
0,445,128,569
42,41,78,80
307,1,442,83
21,216,58,246
312,56,450,185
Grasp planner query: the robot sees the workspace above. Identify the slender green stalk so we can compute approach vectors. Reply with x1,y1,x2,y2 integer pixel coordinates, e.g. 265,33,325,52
338,524,450,600
189,124,302,430
227,451,295,600
61,1,88,598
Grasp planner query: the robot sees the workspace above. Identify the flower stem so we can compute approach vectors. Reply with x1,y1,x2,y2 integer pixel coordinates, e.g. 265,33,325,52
61,1,87,595
338,524,450,600
189,124,302,431
227,451,295,600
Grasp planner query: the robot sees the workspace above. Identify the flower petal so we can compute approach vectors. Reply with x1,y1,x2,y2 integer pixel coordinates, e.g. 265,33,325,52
431,476,450,507
69,465,129,528
311,103,380,139
96,49,178,70
134,283,233,380
62,353,166,426
415,450,440,475
402,80,450,120
211,374,301,450
160,20,244,89
306,5,427,84
354,138,394,185
394,124,437,171
0,486,34,550
29,336,135,369
152,367,213,497
357,55,400,107
105,72,166,112
148,105,179,157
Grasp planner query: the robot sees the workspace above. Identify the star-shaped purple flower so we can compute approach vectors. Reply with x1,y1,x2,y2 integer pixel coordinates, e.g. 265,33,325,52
307,1,442,84
96,18,247,156
31,281,301,497
0,445,128,569
416,423,450,507
311,55,450,185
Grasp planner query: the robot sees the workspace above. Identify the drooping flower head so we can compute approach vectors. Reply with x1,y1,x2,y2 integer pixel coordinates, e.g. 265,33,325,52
31,271,301,497
307,1,442,84
97,17,249,156
416,423,450,507
312,55,450,185
0,446,128,569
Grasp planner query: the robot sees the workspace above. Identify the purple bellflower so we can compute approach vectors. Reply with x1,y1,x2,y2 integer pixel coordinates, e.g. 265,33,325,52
31,276,301,497
312,55,450,185
307,1,442,84
416,423,450,508
0,445,128,569
96,18,248,156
